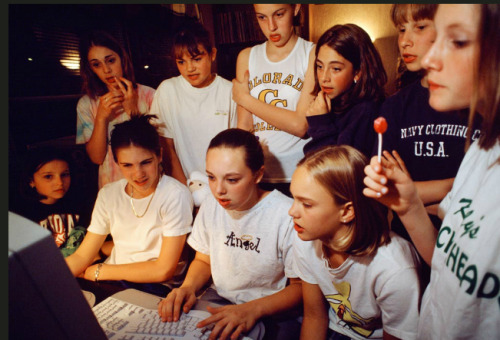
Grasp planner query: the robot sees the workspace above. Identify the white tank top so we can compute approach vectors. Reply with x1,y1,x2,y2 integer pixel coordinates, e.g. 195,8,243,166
248,37,314,183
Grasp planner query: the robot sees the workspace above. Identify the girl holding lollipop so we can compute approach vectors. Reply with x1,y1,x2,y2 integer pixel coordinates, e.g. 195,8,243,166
364,4,500,338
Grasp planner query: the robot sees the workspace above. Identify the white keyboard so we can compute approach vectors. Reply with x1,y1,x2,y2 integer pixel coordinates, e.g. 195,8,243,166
93,296,213,339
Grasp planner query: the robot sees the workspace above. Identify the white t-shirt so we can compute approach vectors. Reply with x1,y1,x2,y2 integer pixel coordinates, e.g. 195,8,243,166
150,75,237,178
420,140,500,339
76,83,156,188
293,232,421,340
88,175,193,265
187,190,296,304
248,37,314,183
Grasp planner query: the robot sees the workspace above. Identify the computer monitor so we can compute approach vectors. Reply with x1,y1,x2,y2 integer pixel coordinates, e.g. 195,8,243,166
8,211,107,340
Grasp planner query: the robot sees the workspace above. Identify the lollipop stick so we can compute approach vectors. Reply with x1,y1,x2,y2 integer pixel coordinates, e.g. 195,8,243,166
373,117,387,164
378,133,382,163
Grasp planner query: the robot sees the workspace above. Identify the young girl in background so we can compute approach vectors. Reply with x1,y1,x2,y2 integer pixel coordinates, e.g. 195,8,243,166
290,145,421,340
76,30,155,189
364,4,500,338
66,114,193,296
158,128,301,340
377,4,481,288
151,21,237,185
13,147,92,257
303,24,387,158
233,4,316,196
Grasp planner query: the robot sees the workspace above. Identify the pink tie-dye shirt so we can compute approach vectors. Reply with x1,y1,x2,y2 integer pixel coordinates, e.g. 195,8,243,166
76,83,156,189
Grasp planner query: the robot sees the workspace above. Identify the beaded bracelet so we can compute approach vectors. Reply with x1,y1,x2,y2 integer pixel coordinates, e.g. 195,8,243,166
94,263,104,282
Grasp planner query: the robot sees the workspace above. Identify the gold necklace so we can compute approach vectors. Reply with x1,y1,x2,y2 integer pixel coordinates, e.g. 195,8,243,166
130,185,156,218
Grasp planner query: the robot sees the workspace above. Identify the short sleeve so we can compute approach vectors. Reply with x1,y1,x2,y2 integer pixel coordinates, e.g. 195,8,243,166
279,217,297,279
76,95,96,144
187,199,212,255
160,183,193,237
137,84,156,114
87,188,111,236
150,81,173,139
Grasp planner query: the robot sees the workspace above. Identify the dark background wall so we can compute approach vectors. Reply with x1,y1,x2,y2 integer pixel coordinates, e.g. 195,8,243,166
8,4,207,209
9,4,201,147
7,4,305,209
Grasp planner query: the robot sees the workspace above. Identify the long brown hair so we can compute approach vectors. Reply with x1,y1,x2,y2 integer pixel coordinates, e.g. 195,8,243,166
79,30,136,99
469,4,500,152
312,24,387,114
298,145,390,256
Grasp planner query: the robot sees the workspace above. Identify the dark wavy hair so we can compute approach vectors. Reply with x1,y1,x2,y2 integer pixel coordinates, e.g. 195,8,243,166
79,30,136,99
312,24,387,113
110,114,161,163
298,145,390,256
208,128,264,173
18,147,72,202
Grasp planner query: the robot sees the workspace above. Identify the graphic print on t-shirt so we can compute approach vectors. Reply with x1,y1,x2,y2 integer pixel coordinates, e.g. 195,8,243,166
39,213,80,247
326,281,380,338
400,123,481,158
437,197,500,300
251,72,305,133
224,231,261,253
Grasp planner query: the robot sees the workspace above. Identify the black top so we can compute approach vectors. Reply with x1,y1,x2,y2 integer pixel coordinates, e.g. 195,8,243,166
11,189,93,248
304,100,380,158
377,79,481,235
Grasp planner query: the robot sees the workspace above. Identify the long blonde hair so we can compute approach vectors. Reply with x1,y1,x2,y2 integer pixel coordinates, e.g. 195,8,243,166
298,145,390,256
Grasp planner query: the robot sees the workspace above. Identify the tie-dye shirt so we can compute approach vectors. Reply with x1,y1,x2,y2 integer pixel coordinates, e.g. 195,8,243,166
76,83,155,188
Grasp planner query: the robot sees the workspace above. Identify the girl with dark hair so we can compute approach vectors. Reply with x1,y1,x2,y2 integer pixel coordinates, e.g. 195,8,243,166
76,30,155,189
303,24,387,158
13,147,91,257
290,145,420,339
66,114,193,296
364,4,500,338
151,20,237,185
158,128,302,340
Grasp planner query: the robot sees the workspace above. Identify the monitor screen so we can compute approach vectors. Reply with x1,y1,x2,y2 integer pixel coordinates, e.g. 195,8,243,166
8,211,107,340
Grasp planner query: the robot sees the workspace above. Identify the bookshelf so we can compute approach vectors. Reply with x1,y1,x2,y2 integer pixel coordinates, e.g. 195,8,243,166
214,5,265,45
212,4,265,80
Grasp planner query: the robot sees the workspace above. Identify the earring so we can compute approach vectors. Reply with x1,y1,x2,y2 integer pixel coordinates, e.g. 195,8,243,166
353,79,357,84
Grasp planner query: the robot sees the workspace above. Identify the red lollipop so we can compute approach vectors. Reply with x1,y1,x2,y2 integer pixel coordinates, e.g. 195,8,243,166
374,117,387,162
374,117,387,134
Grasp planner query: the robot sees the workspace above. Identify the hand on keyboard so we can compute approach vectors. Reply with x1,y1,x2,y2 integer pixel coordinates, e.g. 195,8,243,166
93,297,216,340
158,286,198,322
195,303,260,340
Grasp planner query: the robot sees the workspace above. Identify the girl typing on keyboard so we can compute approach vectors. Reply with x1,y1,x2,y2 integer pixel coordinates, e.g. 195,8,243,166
65,114,193,296
158,128,302,340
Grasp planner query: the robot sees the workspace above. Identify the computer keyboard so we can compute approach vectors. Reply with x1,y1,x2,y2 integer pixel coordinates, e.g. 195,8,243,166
93,296,214,339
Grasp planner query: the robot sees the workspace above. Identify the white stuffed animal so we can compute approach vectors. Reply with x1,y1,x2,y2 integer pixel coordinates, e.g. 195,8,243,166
187,171,211,207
